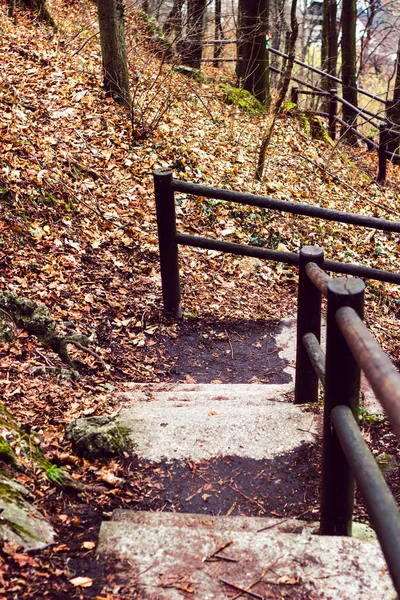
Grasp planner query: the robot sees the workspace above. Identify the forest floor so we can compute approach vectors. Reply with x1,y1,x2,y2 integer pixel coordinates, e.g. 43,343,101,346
0,0,400,597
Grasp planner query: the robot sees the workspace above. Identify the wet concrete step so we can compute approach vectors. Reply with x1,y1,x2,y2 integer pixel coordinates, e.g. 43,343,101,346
97,511,395,599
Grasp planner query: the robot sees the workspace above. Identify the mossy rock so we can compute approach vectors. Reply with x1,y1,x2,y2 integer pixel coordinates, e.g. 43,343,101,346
174,65,213,84
300,111,334,146
219,84,266,115
66,415,133,459
136,9,164,38
0,474,55,549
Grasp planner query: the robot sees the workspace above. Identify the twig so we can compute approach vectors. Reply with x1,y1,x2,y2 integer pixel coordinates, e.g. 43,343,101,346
35,350,55,367
299,153,400,218
72,31,100,57
229,484,265,512
257,508,313,532
220,579,265,600
231,555,285,600
203,539,233,562
225,329,234,359
66,339,107,369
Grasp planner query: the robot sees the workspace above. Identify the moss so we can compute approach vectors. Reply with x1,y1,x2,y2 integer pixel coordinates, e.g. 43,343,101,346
299,112,311,136
174,65,213,84
375,452,397,474
3,519,35,538
219,84,266,115
0,481,25,507
303,112,334,146
136,9,164,38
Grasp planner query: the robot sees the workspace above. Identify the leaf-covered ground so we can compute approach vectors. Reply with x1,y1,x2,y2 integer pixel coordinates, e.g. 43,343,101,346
0,0,399,596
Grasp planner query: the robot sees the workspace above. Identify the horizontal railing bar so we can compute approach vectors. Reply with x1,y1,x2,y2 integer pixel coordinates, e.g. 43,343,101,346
303,332,326,384
314,111,330,118
331,405,400,594
268,48,388,105
172,179,400,233
335,95,381,129
336,306,400,440
202,39,237,45
176,233,299,264
321,116,379,150
297,90,328,97
176,233,400,284
305,262,331,296
359,105,386,122
324,259,400,284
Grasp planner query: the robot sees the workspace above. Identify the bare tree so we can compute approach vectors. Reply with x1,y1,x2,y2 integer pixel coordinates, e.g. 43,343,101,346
321,0,337,96
180,0,207,68
97,0,132,109
237,0,271,106
256,0,298,179
341,0,358,141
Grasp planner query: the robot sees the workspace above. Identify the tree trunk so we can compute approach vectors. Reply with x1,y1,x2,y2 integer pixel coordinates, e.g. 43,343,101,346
20,0,57,27
386,38,400,157
237,0,270,107
163,0,184,39
256,0,297,179
321,0,337,100
97,0,131,110
180,0,206,69
213,0,224,68
341,0,358,141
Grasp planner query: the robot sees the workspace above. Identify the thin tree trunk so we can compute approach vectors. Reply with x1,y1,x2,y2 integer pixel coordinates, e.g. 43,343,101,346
386,38,400,157
163,0,184,39
341,0,358,142
237,0,270,106
256,0,297,180
180,0,206,69
97,0,131,110
321,0,337,105
213,0,224,68
20,0,57,28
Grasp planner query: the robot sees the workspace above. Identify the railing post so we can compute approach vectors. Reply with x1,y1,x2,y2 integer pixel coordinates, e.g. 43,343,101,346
294,246,324,404
320,277,365,536
328,89,337,141
291,85,299,106
153,170,182,318
378,121,388,183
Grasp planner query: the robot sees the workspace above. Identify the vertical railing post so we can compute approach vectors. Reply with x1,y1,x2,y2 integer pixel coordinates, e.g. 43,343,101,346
294,246,324,404
320,277,365,536
153,170,182,318
378,121,388,183
291,85,299,106
328,89,337,141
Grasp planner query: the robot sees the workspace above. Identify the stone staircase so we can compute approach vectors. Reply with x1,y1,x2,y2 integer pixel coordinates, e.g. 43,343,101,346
96,320,396,599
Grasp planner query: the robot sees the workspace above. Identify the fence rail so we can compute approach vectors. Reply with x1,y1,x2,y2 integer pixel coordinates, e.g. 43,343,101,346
199,41,399,180
297,247,400,594
154,171,400,594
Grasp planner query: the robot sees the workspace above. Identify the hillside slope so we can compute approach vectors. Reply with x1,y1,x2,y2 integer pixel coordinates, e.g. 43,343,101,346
0,0,399,596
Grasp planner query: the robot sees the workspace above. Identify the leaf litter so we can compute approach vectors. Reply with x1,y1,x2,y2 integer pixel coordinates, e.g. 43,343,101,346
0,0,399,596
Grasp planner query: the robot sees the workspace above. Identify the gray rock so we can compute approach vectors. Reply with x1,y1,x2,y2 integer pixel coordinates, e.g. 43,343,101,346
0,314,15,343
0,474,55,550
66,415,132,459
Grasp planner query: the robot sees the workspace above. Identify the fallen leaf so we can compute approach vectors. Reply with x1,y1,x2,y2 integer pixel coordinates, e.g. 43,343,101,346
82,541,96,550
70,576,93,587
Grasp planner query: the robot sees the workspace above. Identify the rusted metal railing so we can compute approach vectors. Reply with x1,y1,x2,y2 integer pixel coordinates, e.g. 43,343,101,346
295,245,400,594
154,173,400,593
154,171,400,317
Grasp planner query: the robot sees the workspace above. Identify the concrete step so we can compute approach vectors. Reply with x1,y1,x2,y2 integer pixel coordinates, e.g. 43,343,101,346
97,511,395,599
113,383,319,461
